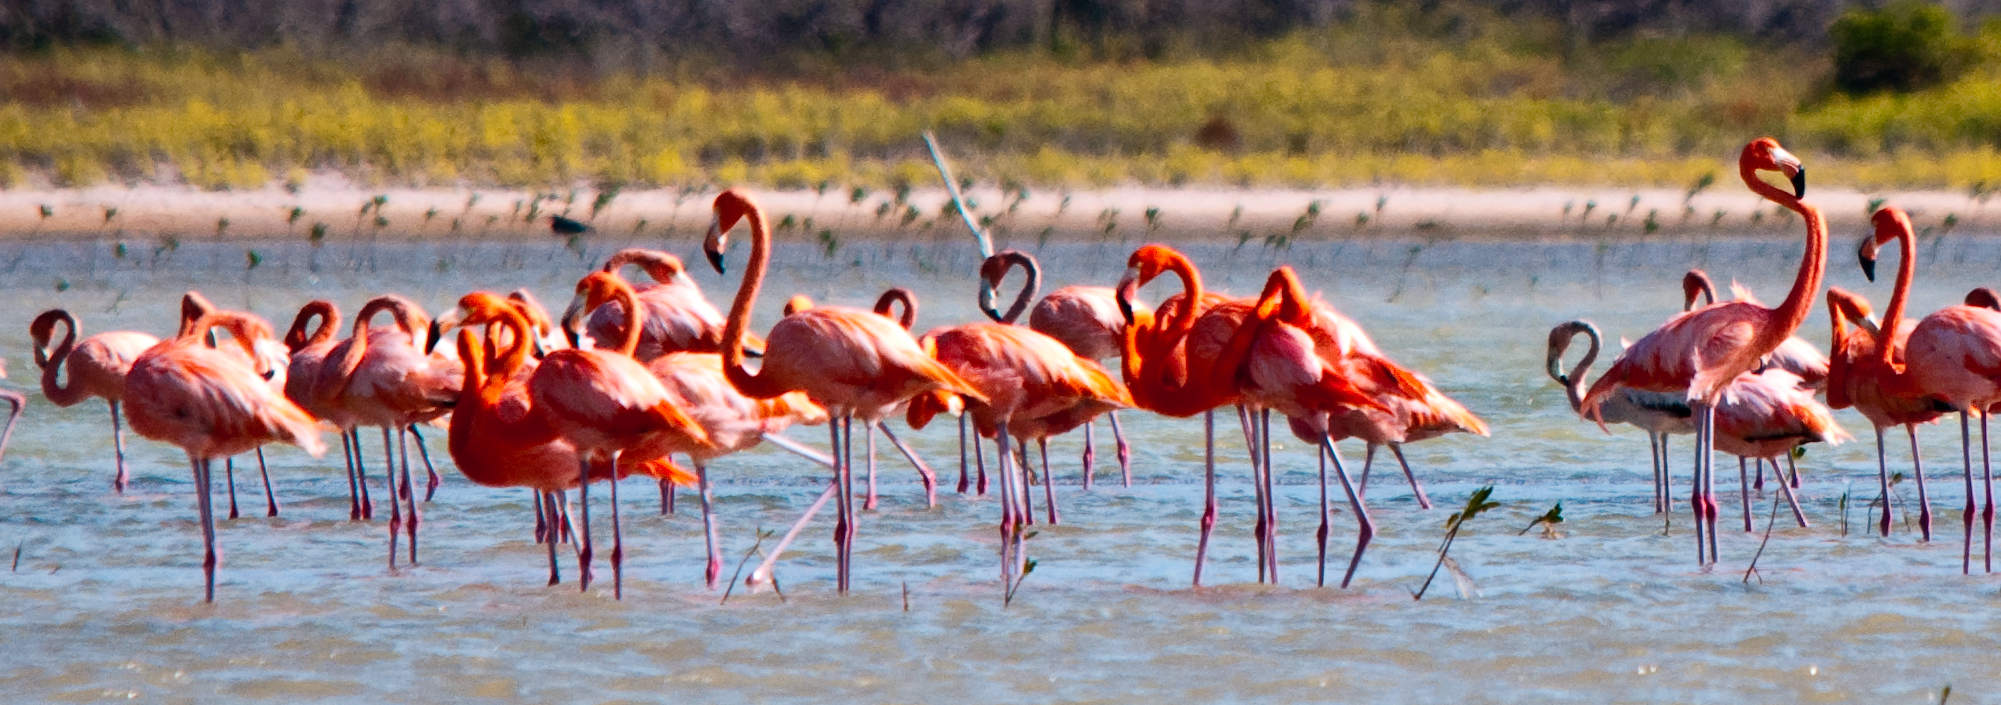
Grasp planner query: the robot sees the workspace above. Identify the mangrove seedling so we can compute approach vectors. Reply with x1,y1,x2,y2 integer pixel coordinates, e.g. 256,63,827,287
1412,485,1499,600
1517,502,1564,537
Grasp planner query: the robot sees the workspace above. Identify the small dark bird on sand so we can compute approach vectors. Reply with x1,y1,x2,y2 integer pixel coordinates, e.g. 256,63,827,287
549,214,589,235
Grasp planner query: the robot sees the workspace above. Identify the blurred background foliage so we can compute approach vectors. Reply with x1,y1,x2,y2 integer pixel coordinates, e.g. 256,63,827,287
4,1,2001,190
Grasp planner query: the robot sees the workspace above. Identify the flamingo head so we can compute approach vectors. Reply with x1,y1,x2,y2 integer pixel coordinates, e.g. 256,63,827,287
27,309,70,368
283,300,338,354
179,291,217,338
704,189,757,275
1858,206,1913,282
1544,320,1595,385
1824,286,1879,335
1680,269,1713,311
1740,137,1805,198
782,294,814,317
1967,287,2001,312
1116,244,1181,325
562,271,637,345
430,291,514,352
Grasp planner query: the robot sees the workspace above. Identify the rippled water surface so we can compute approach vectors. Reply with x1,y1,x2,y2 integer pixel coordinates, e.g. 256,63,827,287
3,228,1999,703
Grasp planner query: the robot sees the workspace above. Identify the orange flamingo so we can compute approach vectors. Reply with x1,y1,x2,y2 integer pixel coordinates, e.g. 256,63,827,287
1712,368,1847,531
914,319,1131,580
1581,137,1821,566
123,310,325,602
1837,208,1949,539
579,248,763,360
181,292,292,519
1547,320,1695,515
702,188,984,594
436,292,698,587
316,295,460,568
531,272,715,598
29,309,157,493
980,249,1146,488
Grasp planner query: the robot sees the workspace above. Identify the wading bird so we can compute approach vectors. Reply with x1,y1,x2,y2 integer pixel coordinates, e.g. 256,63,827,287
29,309,156,493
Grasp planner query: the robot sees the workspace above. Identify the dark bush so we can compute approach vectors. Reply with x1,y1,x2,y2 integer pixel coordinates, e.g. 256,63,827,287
1830,1,1978,95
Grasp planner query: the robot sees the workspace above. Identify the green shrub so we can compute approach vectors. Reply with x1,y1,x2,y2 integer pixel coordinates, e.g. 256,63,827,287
1830,1,1977,95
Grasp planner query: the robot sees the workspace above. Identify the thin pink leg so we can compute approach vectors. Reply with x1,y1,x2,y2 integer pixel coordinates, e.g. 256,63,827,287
1875,427,1893,537
1317,435,1372,588
1081,420,1096,491
864,422,879,512
1109,410,1132,488
1238,405,1266,583
697,463,721,589
352,429,373,520
256,447,277,517
957,415,971,494
399,426,420,565
343,432,361,521
110,401,130,494
660,477,675,515
192,456,219,603
1779,455,1808,528
1260,409,1278,584
543,491,561,585
1739,457,1753,533
607,453,624,600
1039,438,1060,525
876,423,935,509
1982,413,1994,573
383,427,400,570
533,490,547,544
1192,411,1217,587
1962,411,1976,575
576,459,595,592
224,457,240,520
1389,444,1433,510
1909,424,1934,542
1315,438,1331,587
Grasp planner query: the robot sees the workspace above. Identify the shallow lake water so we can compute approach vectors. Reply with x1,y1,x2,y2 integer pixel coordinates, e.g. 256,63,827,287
1,226,1997,703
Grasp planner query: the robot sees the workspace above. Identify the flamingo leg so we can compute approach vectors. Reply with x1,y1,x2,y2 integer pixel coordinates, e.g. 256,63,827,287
383,427,401,570
1081,420,1096,491
1192,410,1217,587
576,458,594,592
1109,409,1132,488
557,489,575,545
110,401,130,493
660,478,675,515
746,480,838,591
534,490,547,544
832,417,854,594
1739,457,1753,533
1648,433,1663,514
996,421,1015,587
1389,444,1433,510
864,422,879,512
1317,434,1372,588
1358,444,1375,501
223,456,241,520
606,452,624,600
1659,433,1673,534
1260,409,1278,584
1690,404,1709,566
342,431,360,521
1039,437,1060,525
1238,405,1266,583
973,425,989,496
1876,427,1893,536
698,463,721,590
1960,411,1977,574
877,423,936,509
192,456,218,603
1753,455,1765,492
1908,424,1934,542
543,491,561,585
1983,412,1994,573
1315,437,1330,587
1704,405,1719,564
957,414,970,494
399,426,420,565
1780,454,1808,528
409,424,441,502
352,428,373,520
255,447,277,517
1016,443,1034,527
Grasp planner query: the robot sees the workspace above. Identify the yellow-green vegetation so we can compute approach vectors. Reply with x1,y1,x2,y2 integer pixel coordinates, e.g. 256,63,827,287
5,4,2001,191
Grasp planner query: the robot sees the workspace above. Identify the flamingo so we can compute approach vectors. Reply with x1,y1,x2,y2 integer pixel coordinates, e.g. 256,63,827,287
181,292,293,519
284,300,375,521
1712,368,1848,531
580,248,763,361
1547,320,1695,514
767,287,935,512
28,309,157,493
702,188,985,594
1865,211,2001,573
123,310,325,602
316,295,460,568
1833,209,1949,540
530,272,717,599
911,319,1132,580
980,249,1145,488
1581,138,1820,566
436,292,699,588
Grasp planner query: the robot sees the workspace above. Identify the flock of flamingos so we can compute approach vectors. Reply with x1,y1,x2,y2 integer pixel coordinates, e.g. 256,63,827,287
8,136,2001,604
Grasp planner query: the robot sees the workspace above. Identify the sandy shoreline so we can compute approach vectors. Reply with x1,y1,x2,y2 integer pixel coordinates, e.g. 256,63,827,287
1,180,1993,241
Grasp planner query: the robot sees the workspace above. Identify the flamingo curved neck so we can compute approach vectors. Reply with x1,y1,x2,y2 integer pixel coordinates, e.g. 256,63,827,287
1562,325,1600,412
987,252,1039,324
36,313,86,406
719,202,795,400
1877,221,1915,364
1738,162,1824,362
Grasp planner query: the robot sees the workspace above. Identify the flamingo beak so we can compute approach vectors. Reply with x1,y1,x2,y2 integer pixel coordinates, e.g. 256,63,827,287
559,294,587,348
703,222,727,275
1857,237,1878,282
427,309,464,355
977,277,1001,323
1772,146,1805,197
1115,268,1141,327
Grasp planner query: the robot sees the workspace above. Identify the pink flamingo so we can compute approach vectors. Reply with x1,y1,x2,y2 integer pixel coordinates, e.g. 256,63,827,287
1581,137,1821,566
703,188,985,594
1712,368,1847,531
1547,320,1695,514
534,272,715,598
284,300,376,521
181,292,293,519
1682,269,1830,390
28,309,157,492
772,288,935,513
316,295,460,568
123,310,325,602
980,249,1145,488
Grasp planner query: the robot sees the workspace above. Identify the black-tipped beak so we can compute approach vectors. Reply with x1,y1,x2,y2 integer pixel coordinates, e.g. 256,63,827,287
425,319,443,354
1858,250,1878,282
1116,291,1136,327
1790,167,1806,198
706,249,726,275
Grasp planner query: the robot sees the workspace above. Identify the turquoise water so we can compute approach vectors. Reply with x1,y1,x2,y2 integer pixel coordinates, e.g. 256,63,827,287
0,228,1995,703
